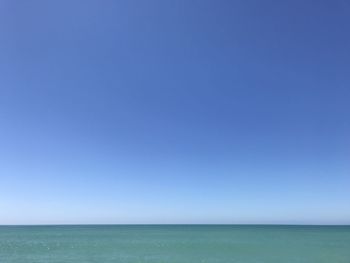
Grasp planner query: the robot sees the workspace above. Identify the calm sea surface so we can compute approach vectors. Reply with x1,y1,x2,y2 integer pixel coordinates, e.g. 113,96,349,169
0,225,349,263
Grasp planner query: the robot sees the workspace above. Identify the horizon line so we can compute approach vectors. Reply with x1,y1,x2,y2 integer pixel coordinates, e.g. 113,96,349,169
1,223,349,226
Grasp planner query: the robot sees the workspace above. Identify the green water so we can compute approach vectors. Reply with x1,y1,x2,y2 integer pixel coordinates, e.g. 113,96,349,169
0,225,349,262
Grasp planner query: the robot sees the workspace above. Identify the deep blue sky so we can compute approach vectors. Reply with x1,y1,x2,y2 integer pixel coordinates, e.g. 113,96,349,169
0,0,349,224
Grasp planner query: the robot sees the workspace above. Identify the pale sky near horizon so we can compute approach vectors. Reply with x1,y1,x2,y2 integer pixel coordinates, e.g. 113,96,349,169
0,0,349,225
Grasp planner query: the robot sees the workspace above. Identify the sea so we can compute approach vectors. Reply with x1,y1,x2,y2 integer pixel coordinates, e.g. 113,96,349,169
0,225,349,263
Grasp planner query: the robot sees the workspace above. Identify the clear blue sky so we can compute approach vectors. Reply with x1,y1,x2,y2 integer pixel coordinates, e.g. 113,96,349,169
0,0,349,225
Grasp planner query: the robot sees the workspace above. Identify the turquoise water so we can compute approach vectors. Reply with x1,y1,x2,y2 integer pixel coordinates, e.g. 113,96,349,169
0,225,349,262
